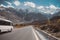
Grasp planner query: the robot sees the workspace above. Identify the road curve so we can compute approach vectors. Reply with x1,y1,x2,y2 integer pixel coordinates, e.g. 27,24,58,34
0,26,58,40
35,28,58,40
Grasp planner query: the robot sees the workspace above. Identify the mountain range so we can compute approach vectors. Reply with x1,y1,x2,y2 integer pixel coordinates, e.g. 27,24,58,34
0,6,60,24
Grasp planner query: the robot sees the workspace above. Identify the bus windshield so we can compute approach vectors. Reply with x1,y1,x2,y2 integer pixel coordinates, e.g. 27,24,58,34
0,20,11,25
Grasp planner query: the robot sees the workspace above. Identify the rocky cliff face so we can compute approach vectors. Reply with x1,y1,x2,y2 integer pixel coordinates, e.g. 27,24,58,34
0,6,48,24
0,7,21,23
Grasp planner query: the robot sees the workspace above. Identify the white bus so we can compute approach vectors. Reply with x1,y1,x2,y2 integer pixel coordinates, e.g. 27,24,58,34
0,18,13,33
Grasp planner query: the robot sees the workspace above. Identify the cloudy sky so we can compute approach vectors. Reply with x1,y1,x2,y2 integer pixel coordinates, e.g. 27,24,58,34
0,0,60,14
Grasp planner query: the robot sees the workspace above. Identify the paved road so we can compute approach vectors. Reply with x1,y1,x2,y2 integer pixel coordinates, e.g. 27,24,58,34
0,26,58,40
35,28,58,40
0,26,39,40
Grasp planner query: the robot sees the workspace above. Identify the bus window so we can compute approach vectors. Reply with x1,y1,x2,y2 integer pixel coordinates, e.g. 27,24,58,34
0,20,11,25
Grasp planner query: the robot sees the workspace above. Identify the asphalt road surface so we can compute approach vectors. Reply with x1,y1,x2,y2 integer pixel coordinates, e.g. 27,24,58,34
35,28,58,40
0,26,39,40
0,26,58,40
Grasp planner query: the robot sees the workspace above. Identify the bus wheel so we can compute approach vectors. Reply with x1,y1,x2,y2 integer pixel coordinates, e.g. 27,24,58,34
9,28,12,32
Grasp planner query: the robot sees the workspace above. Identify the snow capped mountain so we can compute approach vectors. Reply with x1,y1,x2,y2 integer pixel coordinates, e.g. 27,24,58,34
0,6,48,23
0,5,60,24
0,6,21,23
0,6,5,11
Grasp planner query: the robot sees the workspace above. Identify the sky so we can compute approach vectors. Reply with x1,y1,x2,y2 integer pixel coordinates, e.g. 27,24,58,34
0,0,60,14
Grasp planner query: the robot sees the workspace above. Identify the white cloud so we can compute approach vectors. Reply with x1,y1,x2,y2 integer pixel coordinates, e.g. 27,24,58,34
0,4,6,7
14,1,20,6
46,6,49,8
0,4,14,8
37,6,45,11
37,6,44,9
37,5,59,14
24,2,36,8
6,5,14,8
5,1,12,5
49,5,57,9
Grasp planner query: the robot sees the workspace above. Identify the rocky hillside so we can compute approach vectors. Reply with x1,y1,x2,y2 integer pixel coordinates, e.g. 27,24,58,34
0,6,21,23
0,6,48,24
